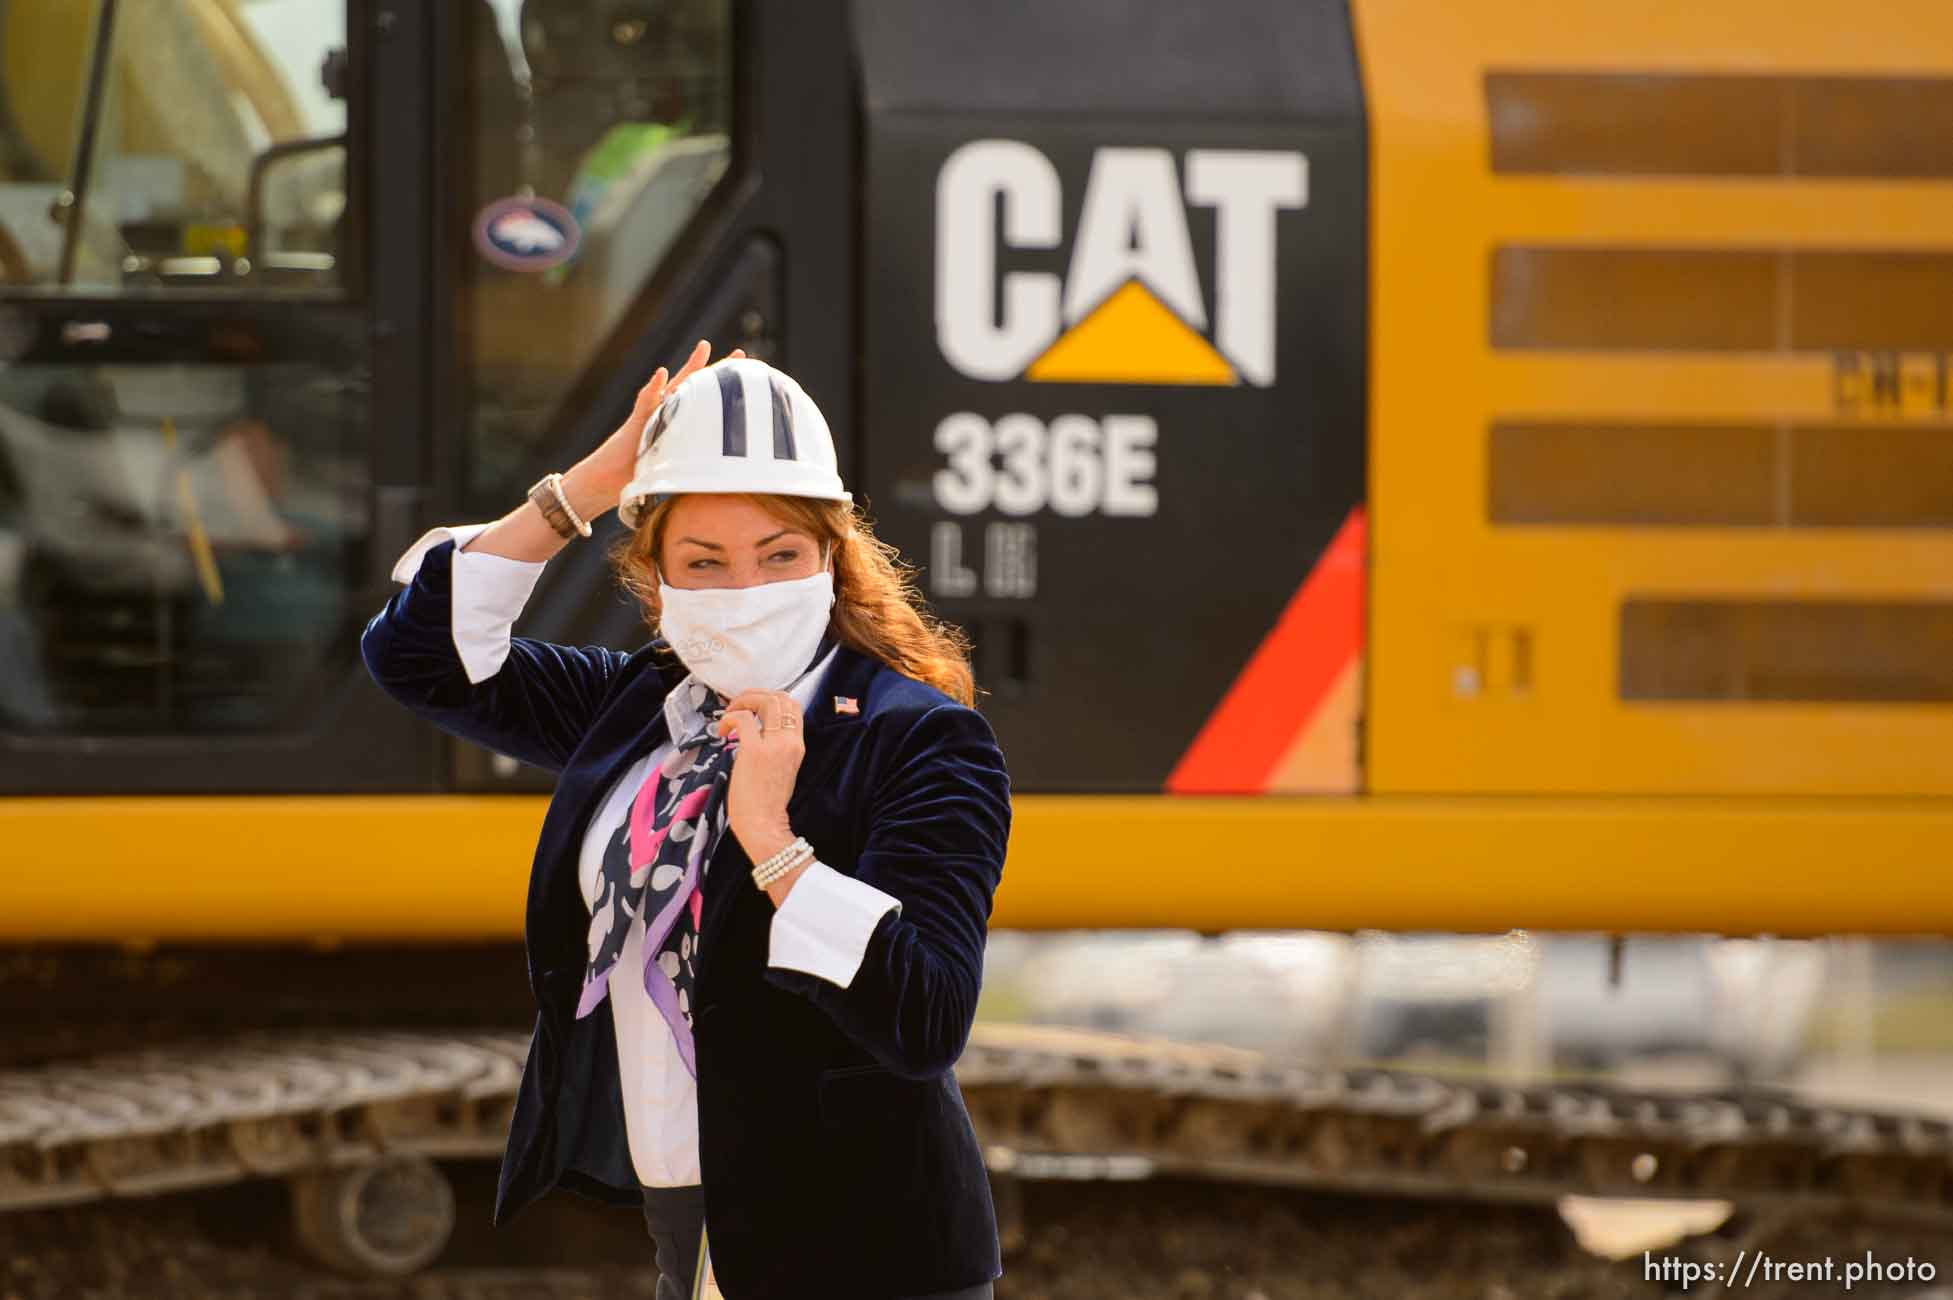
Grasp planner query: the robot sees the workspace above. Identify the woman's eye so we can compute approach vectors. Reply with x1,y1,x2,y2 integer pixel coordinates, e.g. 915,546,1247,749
687,558,719,570
770,550,799,563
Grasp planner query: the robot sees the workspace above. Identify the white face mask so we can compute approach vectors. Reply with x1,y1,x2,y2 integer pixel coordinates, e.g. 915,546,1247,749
657,555,836,700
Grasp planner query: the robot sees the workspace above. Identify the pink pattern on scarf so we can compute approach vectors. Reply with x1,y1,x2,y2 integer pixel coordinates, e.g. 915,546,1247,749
629,775,712,868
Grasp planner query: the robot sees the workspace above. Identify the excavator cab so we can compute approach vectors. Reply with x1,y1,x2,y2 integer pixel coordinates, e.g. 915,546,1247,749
0,0,1365,806
0,0,784,795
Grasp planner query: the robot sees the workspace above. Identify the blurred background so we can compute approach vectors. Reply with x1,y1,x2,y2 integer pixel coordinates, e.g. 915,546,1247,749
0,1,1950,1297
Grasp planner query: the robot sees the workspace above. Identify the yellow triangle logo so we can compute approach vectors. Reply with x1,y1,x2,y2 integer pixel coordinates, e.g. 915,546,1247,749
1025,280,1238,386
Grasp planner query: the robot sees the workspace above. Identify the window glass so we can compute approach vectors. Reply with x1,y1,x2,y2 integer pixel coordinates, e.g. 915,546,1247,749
0,359,368,733
0,0,348,296
463,0,733,509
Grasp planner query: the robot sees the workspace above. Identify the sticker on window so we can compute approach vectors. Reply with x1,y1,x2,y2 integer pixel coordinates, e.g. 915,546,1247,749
472,195,581,272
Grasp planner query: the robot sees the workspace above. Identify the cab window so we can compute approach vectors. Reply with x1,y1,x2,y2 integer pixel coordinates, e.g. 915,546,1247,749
0,2,367,738
0,0,348,296
462,0,734,507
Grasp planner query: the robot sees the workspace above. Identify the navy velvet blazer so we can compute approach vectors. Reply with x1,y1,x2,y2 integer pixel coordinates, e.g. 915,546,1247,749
359,538,1010,1298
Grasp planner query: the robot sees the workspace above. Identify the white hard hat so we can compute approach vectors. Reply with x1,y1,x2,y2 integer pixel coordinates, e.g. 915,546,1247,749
618,358,852,528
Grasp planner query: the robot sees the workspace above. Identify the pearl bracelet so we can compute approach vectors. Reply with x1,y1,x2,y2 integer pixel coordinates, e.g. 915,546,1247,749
752,834,809,877
526,471,592,540
751,835,814,889
753,847,813,891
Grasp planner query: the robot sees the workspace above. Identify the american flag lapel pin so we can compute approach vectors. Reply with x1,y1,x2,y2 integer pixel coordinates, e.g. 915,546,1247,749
833,695,859,715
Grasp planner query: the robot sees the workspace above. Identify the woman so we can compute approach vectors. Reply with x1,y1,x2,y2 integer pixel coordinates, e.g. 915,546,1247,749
360,342,1008,1300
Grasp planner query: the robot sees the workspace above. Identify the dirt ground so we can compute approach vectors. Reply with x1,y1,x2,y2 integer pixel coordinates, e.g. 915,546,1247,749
0,1166,657,1300
1,1167,1945,1300
993,1178,1661,1300
991,1178,1949,1300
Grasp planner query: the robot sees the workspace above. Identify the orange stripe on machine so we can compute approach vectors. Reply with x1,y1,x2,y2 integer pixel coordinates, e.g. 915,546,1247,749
1165,508,1366,794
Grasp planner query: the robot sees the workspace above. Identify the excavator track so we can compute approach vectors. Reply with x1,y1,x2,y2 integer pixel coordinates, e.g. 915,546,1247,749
956,1025,1953,1221
2,1023,1948,1233
0,1032,525,1212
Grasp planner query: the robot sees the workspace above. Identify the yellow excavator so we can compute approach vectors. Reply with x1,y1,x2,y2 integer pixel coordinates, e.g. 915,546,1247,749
1,0,1948,1288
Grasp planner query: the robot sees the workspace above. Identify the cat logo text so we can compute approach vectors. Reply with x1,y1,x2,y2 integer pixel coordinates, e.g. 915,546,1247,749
935,140,1306,387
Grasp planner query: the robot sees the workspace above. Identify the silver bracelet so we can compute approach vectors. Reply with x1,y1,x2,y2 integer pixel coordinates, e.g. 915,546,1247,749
752,836,814,889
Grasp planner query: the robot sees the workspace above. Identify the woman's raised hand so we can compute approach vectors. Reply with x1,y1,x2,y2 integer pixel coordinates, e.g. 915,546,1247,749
583,340,746,503
461,341,746,562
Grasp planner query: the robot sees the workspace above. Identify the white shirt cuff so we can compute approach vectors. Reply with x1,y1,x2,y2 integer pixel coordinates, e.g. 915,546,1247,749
390,523,548,684
768,861,902,989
